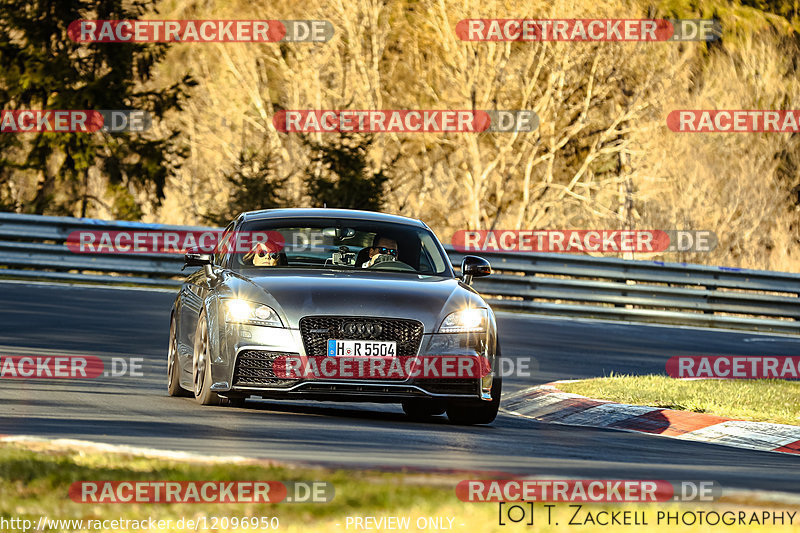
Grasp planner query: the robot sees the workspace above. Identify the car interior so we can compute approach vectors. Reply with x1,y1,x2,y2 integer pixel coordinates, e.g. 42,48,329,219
229,221,442,275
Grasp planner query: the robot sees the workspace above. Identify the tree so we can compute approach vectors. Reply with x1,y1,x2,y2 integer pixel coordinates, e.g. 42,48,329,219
0,0,195,218
303,134,391,211
201,145,288,226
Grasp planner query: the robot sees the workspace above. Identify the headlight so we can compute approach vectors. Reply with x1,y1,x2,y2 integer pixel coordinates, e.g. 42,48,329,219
223,299,283,327
439,308,487,333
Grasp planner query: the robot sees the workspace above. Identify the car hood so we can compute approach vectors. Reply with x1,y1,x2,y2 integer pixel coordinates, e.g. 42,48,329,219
220,270,487,332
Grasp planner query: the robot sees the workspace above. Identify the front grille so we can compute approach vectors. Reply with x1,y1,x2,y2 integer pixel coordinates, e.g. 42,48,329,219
418,378,478,395
298,383,424,396
300,316,424,357
233,350,298,387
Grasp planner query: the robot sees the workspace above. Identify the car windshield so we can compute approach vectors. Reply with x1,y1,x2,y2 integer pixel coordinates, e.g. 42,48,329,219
228,218,452,276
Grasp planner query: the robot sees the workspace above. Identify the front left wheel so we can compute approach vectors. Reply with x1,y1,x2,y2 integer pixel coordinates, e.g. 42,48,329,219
446,342,503,425
445,374,502,425
402,399,446,420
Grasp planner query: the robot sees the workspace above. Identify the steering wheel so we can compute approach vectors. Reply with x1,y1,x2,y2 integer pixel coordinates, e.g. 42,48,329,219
367,257,417,271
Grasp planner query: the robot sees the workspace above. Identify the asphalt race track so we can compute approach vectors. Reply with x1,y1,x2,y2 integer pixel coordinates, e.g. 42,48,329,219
1,281,798,493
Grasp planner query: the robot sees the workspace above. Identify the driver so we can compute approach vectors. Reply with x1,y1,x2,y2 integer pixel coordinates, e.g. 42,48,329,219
362,236,398,268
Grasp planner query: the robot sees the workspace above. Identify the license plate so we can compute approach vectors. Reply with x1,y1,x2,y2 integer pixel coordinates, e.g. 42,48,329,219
327,339,397,357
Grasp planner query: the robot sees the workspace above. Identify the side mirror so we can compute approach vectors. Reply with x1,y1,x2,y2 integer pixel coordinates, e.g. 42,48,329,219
183,252,212,269
183,251,218,283
461,255,491,285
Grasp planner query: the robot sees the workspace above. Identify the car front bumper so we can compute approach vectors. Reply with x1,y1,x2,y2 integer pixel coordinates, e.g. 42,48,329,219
208,322,496,402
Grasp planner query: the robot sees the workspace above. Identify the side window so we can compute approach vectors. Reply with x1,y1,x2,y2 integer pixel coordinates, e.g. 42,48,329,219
417,246,434,273
215,222,235,266
420,232,447,274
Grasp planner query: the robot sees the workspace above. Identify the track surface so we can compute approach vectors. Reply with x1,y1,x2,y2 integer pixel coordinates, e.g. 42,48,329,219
1,281,798,493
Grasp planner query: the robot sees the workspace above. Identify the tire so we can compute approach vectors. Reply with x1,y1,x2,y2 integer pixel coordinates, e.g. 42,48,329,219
193,312,223,406
402,399,446,420
446,343,503,425
446,375,501,425
167,315,191,397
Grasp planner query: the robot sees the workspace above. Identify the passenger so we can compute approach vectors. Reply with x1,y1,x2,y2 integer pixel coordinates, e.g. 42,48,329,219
245,241,287,267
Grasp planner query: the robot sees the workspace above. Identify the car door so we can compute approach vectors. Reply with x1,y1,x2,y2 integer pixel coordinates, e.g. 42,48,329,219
176,221,235,385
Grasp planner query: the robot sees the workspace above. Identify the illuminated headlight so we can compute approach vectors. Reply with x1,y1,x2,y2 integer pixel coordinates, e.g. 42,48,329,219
223,299,283,327
439,308,487,333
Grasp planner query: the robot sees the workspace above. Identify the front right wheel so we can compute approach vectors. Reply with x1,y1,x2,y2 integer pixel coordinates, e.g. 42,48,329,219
167,315,191,397
193,312,223,406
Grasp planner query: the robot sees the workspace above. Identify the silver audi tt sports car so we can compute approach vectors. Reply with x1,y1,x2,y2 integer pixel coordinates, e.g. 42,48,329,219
167,208,501,424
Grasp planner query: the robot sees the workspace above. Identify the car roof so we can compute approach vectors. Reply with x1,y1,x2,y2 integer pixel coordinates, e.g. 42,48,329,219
239,208,427,228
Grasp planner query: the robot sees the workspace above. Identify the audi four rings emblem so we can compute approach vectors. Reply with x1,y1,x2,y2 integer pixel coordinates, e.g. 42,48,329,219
341,322,383,337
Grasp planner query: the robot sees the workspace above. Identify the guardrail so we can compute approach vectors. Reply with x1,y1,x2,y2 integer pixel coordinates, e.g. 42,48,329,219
0,212,192,287
1,212,799,334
